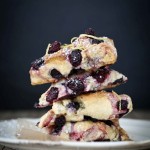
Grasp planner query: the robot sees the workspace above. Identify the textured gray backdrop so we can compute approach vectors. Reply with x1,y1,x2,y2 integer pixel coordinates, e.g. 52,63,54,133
0,0,150,109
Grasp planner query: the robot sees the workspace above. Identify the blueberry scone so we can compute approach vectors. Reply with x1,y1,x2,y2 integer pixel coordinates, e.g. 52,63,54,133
29,30,117,85
37,67,127,107
37,91,132,126
37,117,130,141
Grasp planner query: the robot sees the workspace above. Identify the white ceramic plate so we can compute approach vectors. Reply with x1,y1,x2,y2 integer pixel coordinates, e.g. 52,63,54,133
0,118,150,150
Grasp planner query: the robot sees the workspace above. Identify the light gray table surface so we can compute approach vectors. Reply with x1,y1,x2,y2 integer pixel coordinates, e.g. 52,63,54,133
0,109,150,150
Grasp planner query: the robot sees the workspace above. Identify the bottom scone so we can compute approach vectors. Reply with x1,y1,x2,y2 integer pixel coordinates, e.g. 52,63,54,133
38,119,130,141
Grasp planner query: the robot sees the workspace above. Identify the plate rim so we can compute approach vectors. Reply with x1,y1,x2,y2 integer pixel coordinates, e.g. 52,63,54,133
0,138,150,148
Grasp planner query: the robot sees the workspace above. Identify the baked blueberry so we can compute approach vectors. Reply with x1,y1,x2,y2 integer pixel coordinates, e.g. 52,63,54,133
31,57,44,70
92,67,110,83
66,78,84,95
48,41,61,54
69,50,82,67
46,87,59,102
50,69,63,79
117,100,128,110
67,102,80,110
85,28,95,35
53,115,66,133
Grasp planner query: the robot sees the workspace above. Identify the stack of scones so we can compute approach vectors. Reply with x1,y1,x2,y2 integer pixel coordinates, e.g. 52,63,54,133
29,28,133,141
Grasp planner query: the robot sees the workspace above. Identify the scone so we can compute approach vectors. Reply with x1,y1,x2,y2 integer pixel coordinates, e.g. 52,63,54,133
37,91,133,126
37,67,127,107
29,32,117,85
38,119,130,141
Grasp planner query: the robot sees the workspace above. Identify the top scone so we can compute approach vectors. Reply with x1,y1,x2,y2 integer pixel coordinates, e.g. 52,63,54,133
29,31,117,85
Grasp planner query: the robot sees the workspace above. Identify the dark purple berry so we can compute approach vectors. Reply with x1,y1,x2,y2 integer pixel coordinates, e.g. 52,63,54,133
31,57,44,70
117,100,128,110
92,66,110,83
53,115,66,133
55,115,66,127
67,102,80,110
85,28,95,35
66,78,84,95
46,87,59,102
48,41,61,54
112,77,124,85
92,39,104,44
69,50,82,67
121,100,128,110
50,69,63,79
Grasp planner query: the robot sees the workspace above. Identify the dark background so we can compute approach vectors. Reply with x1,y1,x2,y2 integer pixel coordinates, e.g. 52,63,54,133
0,0,150,110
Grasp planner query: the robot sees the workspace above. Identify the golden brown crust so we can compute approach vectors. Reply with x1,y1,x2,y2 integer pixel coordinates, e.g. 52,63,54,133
41,120,130,141
38,69,127,107
29,36,117,85
53,91,132,121
119,127,131,141
38,91,133,122
75,91,114,120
